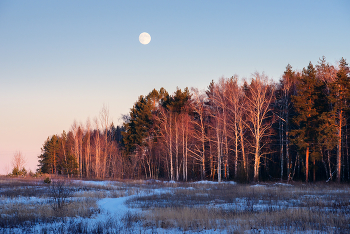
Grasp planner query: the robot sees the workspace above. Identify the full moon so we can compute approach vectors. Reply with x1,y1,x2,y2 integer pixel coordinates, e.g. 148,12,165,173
139,32,151,45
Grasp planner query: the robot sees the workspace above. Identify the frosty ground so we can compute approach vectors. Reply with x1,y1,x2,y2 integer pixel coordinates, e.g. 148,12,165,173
0,177,349,233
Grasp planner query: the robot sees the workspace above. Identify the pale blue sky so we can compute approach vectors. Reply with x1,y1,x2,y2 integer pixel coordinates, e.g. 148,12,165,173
0,0,349,174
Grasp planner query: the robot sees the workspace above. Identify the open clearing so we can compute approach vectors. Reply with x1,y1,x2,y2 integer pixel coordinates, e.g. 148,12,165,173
0,177,349,233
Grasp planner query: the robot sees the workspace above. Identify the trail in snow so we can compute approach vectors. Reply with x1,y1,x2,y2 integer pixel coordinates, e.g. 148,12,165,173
97,196,134,219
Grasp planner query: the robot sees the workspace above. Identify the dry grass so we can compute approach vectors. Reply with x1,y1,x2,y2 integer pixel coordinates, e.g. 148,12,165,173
0,177,102,228
0,177,48,198
128,182,350,233
0,177,147,230
142,206,349,232
0,197,99,228
1,177,349,233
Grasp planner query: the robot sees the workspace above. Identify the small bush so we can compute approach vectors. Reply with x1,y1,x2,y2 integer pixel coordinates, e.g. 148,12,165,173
44,177,51,184
9,167,27,177
49,180,73,212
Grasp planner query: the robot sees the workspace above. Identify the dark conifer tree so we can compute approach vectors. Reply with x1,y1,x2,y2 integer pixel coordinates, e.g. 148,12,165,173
329,58,350,182
122,95,154,153
291,62,325,182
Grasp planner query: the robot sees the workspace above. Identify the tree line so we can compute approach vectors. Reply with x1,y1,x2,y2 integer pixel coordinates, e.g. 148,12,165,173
38,57,350,182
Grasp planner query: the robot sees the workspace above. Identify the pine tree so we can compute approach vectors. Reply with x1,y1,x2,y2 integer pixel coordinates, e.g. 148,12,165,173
122,95,154,153
291,62,325,182
123,88,169,179
38,135,60,174
329,58,350,182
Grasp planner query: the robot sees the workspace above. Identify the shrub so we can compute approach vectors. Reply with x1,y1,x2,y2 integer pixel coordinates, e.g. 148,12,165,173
9,167,27,177
44,177,51,184
49,180,73,212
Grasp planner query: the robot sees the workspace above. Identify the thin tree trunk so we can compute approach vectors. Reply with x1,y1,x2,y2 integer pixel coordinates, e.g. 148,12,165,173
291,152,298,180
94,119,100,179
239,119,247,181
346,122,349,181
201,116,206,180
254,128,260,182
175,117,179,181
185,135,188,181
170,113,173,181
286,113,290,181
79,132,83,178
62,137,67,175
209,139,214,179
337,110,342,182
86,135,90,178
253,103,261,182
182,117,185,181
322,154,329,182
280,118,284,181
217,122,221,183
306,145,309,182
313,157,316,182
223,109,229,179
234,124,238,179
328,150,332,181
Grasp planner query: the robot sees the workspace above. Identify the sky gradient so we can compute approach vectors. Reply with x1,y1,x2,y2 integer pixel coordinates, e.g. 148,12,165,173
1,0,349,174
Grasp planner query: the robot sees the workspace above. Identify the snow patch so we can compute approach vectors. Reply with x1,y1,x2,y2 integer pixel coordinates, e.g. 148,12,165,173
193,180,236,185
71,180,120,187
250,184,266,187
274,182,293,186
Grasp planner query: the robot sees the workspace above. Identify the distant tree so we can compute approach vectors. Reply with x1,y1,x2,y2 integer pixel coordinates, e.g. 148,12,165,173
93,118,101,178
123,95,154,153
38,136,58,174
316,56,337,83
208,78,230,182
329,58,350,182
190,88,209,180
172,87,191,181
291,62,326,182
11,151,27,176
224,76,242,179
315,57,338,181
123,88,169,179
99,105,111,179
275,64,298,181
12,151,26,171
66,131,79,176
38,134,78,176
71,121,84,177
245,73,275,182
84,119,91,178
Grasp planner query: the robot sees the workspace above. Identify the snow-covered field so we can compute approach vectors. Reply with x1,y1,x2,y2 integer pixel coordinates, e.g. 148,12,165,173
0,178,349,233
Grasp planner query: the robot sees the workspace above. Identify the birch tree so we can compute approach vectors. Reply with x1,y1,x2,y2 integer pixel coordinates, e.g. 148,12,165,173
100,105,110,178
275,64,297,181
93,118,101,178
245,73,275,182
85,118,91,178
225,76,244,179
189,88,208,180
11,151,26,175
